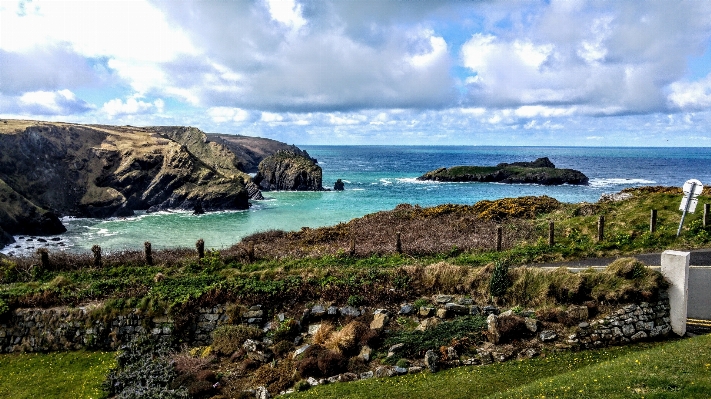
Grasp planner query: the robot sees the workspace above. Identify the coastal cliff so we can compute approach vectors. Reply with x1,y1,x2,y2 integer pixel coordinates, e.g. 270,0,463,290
0,120,311,239
254,150,323,191
418,157,588,185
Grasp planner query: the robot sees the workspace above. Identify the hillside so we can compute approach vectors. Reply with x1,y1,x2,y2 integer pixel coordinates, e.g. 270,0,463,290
0,120,317,241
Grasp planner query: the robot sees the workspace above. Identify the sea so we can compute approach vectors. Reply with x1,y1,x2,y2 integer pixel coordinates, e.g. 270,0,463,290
4,146,711,256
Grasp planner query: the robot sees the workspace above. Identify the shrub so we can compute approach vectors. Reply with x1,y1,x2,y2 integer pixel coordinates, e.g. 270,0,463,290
211,325,263,356
489,260,511,298
384,316,487,358
104,335,188,399
272,318,300,343
324,321,367,355
312,322,334,345
0,298,8,317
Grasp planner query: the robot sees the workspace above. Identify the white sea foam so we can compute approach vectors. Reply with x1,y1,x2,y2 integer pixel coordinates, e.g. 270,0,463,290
396,177,442,184
589,178,656,188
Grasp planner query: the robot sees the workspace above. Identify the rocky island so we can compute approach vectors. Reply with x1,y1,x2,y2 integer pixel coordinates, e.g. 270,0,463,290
0,119,322,244
418,157,588,185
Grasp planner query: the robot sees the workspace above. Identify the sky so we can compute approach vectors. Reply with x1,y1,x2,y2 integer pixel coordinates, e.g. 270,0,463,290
2,0,711,146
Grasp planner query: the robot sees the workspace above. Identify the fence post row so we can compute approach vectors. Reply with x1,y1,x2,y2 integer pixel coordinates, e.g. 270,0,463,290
196,239,205,259
349,237,356,257
144,241,153,265
91,245,102,267
396,232,402,254
248,241,255,263
597,215,605,242
496,226,503,251
548,221,555,246
650,209,657,233
705,204,710,228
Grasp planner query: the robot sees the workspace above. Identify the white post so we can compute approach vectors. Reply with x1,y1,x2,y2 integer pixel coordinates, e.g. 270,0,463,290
661,250,690,336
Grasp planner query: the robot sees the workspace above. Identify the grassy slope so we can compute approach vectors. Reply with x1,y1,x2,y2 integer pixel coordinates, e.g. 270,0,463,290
291,334,711,399
0,350,115,399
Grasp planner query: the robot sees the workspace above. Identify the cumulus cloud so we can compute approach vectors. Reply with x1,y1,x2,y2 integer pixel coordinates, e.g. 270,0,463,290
9,89,94,115
101,98,165,119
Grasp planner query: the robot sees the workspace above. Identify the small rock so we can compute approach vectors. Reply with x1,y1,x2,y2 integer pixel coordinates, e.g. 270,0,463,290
255,386,270,399
436,308,449,319
522,348,540,359
416,318,439,331
327,306,338,315
394,366,408,375
578,322,590,329
359,371,374,380
408,366,423,374
445,303,469,315
539,330,558,342
500,309,514,317
374,366,395,378
419,307,435,317
339,372,358,382
524,317,538,333
311,304,326,317
359,345,372,361
334,179,345,191
277,313,285,322
425,349,438,372
399,304,415,315
482,305,499,316
307,377,319,386
631,331,648,341
250,305,262,311
293,344,310,358
339,306,361,317
307,324,322,335
244,310,264,319
457,297,474,305
387,343,404,357
371,313,389,330
435,295,453,304
469,305,481,315
487,314,500,344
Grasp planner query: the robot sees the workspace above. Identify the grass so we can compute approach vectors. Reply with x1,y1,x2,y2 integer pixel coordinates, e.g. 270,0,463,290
0,350,115,399
289,334,711,399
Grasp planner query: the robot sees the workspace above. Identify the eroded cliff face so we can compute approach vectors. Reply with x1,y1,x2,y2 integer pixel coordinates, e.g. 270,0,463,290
0,120,254,235
254,150,323,191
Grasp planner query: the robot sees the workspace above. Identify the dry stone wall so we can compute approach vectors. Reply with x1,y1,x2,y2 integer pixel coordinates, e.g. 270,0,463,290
0,293,672,354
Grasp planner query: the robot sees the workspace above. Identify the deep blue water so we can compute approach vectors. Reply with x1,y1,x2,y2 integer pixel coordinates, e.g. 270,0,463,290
4,146,711,255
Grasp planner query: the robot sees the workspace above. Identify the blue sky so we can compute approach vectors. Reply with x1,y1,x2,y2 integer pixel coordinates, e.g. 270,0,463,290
2,0,711,146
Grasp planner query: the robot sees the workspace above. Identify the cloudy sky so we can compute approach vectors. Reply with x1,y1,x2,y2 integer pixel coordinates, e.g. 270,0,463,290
2,0,711,146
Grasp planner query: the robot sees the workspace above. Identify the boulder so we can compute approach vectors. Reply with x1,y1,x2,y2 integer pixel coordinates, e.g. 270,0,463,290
539,330,558,342
424,349,438,372
370,313,389,331
334,179,345,191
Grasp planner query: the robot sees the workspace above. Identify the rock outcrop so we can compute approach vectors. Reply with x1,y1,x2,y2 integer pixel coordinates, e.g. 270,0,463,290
418,157,588,185
254,150,323,191
0,120,312,242
206,133,313,173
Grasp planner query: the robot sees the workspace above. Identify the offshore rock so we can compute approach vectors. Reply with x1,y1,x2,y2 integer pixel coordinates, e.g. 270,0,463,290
418,157,588,185
334,179,345,191
254,150,323,191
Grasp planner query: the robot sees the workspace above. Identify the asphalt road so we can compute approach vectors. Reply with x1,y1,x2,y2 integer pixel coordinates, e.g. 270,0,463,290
531,248,711,268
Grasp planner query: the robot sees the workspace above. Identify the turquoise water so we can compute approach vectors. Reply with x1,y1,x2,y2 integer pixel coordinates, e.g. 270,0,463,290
4,146,711,255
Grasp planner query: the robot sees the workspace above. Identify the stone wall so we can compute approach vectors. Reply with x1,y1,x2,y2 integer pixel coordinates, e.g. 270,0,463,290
0,294,672,354
573,292,671,348
0,305,229,353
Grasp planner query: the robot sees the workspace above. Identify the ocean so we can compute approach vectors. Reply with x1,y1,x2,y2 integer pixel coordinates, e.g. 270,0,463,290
4,146,711,256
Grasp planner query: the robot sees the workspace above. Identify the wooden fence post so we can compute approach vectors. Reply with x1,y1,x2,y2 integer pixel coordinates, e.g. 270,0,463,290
396,232,402,254
705,204,710,228
650,209,657,233
37,248,49,271
248,241,255,263
548,221,555,246
91,245,102,267
144,241,153,265
496,226,503,251
597,216,605,242
349,237,356,256
196,239,205,259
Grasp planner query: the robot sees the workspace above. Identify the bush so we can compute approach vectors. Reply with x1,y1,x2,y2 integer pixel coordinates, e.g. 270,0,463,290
104,335,188,399
489,260,511,298
0,298,8,317
211,325,263,356
384,316,487,358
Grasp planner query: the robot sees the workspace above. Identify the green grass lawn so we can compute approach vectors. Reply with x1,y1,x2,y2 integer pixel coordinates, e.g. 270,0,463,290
291,334,711,399
0,350,115,399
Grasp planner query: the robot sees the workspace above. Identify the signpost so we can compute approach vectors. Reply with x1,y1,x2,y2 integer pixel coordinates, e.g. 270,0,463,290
677,179,704,237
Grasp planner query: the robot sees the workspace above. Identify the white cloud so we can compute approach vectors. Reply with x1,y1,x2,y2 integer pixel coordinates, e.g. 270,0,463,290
101,97,164,119
17,89,93,115
265,0,306,30
669,76,711,110
208,107,251,123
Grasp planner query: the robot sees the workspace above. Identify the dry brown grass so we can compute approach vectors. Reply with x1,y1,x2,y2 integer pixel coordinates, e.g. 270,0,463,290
225,202,543,261
312,322,335,345
323,321,367,354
